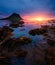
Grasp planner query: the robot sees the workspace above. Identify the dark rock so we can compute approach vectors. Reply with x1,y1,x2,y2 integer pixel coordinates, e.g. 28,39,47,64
0,37,28,58
0,58,11,65
0,13,24,27
2,26,13,32
0,13,22,21
10,23,24,28
17,36,32,45
16,49,27,58
47,39,55,46
0,26,13,42
0,38,19,53
29,28,47,36
0,13,24,29
45,47,55,65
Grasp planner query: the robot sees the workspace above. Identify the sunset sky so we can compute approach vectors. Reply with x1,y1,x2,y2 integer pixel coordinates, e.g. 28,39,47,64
0,0,55,20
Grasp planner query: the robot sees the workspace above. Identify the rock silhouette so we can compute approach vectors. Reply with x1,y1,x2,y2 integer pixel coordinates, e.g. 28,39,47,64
0,13,22,21
0,13,24,28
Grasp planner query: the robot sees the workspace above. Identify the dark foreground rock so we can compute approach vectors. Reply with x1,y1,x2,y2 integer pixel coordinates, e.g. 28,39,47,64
0,38,28,58
45,47,55,65
0,58,11,65
17,36,32,45
0,26,28,59
28,20,55,65
0,19,55,65
0,26,13,43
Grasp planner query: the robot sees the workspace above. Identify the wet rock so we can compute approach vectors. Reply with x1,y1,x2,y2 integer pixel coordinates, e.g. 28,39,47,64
47,39,55,46
26,42,49,65
0,58,11,65
10,23,24,28
29,28,47,36
0,26,13,43
41,25,49,29
16,49,27,58
41,21,55,65
45,47,55,65
2,26,13,32
0,38,19,53
0,37,28,58
48,19,55,24
17,36,32,45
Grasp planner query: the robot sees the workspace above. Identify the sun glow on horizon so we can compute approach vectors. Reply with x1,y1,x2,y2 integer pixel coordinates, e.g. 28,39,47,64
35,17,44,21
22,12,55,22
23,16,55,22
27,17,49,21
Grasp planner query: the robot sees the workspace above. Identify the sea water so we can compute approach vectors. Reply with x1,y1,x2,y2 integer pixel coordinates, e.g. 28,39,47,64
0,20,46,65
